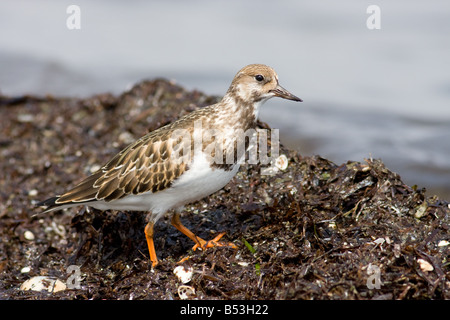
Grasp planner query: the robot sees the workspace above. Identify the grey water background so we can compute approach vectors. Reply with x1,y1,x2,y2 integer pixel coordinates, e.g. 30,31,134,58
1,1,449,199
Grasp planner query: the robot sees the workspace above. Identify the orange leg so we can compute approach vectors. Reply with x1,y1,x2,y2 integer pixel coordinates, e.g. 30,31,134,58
171,212,237,251
144,221,159,267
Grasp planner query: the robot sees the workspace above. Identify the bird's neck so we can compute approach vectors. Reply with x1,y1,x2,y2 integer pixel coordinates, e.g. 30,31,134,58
216,92,264,131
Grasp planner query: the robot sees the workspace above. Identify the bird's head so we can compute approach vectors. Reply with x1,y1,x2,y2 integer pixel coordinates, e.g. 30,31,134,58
228,64,302,103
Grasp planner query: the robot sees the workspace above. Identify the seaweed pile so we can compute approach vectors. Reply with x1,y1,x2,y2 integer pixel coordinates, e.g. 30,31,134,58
0,79,448,299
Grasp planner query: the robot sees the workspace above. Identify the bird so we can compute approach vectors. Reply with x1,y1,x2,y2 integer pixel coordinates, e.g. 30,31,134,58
38,64,302,267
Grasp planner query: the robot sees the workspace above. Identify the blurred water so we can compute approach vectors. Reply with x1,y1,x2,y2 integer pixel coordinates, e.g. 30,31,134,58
1,0,449,198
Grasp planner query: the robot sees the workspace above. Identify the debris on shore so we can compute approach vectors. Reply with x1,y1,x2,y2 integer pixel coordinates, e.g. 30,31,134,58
0,79,448,299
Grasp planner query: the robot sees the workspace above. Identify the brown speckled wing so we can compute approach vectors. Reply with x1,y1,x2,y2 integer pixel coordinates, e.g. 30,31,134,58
55,127,191,205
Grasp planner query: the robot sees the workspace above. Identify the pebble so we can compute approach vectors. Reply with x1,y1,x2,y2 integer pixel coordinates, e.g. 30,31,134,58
237,261,249,267
89,164,101,173
118,131,136,144
437,240,449,247
393,244,401,258
23,230,35,241
289,186,298,195
20,276,66,293
20,266,31,273
17,114,34,123
417,258,434,272
414,202,428,219
51,221,66,237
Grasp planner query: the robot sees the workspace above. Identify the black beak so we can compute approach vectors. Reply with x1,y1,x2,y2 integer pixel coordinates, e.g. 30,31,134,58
270,84,302,102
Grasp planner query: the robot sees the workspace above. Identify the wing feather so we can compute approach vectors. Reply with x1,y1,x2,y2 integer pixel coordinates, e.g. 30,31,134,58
44,125,193,208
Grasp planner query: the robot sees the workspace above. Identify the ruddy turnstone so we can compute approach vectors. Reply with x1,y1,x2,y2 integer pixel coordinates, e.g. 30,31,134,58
38,64,302,267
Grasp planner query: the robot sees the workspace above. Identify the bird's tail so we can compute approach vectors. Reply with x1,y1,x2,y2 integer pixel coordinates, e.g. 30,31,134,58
34,196,59,216
34,196,80,216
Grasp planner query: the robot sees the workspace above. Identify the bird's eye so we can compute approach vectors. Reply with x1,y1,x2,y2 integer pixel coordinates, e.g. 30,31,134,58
255,75,264,82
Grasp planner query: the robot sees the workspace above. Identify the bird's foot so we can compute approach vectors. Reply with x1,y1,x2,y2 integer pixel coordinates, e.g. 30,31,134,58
192,232,238,251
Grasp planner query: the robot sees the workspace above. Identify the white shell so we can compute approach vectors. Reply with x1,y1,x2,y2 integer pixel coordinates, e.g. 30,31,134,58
274,154,288,170
20,276,66,293
173,265,194,284
177,285,196,300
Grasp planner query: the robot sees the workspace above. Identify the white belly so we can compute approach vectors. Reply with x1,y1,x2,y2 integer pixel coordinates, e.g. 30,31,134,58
89,151,239,222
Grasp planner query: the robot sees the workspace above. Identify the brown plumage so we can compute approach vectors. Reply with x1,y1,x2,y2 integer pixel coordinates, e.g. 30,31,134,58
38,64,302,266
